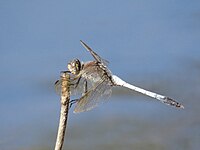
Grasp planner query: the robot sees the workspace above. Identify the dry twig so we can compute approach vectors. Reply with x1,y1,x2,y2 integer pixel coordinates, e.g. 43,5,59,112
54,72,70,150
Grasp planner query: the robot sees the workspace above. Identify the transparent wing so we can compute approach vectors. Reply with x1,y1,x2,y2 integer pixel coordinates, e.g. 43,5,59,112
80,40,109,66
79,61,113,86
55,62,112,97
55,79,62,95
74,80,113,113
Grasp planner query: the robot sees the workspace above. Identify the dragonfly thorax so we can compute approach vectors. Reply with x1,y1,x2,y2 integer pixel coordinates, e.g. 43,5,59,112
68,59,82,75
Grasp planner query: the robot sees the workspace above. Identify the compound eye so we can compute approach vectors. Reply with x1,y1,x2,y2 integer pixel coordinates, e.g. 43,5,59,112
75,59,81,71
67,59,81,75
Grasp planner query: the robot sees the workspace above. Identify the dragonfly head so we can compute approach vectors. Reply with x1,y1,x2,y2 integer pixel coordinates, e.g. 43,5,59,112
68,59,82,75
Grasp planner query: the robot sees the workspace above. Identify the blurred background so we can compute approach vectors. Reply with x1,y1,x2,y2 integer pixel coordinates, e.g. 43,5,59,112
0,0,200,150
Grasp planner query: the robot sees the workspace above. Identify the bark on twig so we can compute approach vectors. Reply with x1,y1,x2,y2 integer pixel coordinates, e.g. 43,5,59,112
54,72,70,150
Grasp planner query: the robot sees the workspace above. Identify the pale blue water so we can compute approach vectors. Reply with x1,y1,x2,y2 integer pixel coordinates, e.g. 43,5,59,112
0,0,200,150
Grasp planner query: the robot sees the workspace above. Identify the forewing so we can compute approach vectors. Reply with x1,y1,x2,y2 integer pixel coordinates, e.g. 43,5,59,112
74,80,112,113
80,40,109,66
55,79,62,95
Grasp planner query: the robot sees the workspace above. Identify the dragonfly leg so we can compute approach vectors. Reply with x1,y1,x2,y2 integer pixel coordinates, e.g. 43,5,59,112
69,99,79,108
60,70,71,74
61,76,81,87
74,76,82,88
54,80,59,85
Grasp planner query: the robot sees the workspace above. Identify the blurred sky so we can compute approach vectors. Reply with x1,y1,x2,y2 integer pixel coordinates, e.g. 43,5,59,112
0,0,200,150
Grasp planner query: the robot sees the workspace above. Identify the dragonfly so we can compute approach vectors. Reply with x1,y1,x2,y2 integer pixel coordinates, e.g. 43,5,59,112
55,40,184,113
